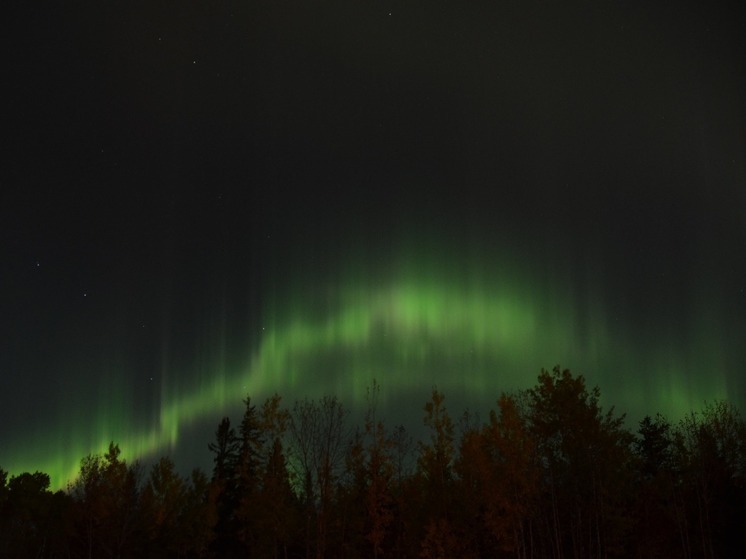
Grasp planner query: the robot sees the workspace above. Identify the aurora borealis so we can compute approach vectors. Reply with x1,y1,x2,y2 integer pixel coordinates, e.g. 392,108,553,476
3,233,743,489
3,1,745,490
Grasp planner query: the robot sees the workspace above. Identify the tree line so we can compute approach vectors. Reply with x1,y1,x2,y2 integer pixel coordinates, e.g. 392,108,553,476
2,366,745,558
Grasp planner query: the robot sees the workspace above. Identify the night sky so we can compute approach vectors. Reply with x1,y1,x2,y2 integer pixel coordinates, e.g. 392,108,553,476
3,1,745,489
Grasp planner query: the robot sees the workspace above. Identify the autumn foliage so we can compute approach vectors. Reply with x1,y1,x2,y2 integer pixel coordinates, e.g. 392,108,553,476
2,367,746,558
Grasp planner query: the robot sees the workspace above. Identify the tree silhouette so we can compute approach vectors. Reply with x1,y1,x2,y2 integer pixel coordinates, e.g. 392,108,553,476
288,395,349,559
459,393,540,558
3,369,746,558
344,381,396,558
235,396,265,553
208,416,240,483
527,366,635,558
633,414,681,557
69,443,140,559
417,389,460,558
140,456,187,556
0,470,70,557
239,394,298,559
671,401,746,558
179,468,216,558
207,417,241,557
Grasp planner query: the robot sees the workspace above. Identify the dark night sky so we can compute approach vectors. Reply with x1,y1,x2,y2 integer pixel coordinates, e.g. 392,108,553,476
2,1,745,488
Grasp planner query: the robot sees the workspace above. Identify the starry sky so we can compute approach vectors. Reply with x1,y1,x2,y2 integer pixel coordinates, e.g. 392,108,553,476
2,1,745,489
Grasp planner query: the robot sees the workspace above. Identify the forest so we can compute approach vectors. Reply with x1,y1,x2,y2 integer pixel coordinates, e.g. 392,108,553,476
2,367,745,559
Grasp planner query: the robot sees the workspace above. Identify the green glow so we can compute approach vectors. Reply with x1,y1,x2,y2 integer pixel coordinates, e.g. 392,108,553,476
2,244,733,490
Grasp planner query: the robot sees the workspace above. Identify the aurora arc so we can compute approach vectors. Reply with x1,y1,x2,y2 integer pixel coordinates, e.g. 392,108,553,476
3,255,732,490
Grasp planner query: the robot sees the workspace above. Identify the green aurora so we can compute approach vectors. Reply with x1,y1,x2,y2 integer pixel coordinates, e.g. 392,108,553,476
4,0,745,501
2,241,735,490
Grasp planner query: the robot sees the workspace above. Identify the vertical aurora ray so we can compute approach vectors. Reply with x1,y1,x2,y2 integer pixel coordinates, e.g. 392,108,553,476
1,238,737,490
3,0,744,502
